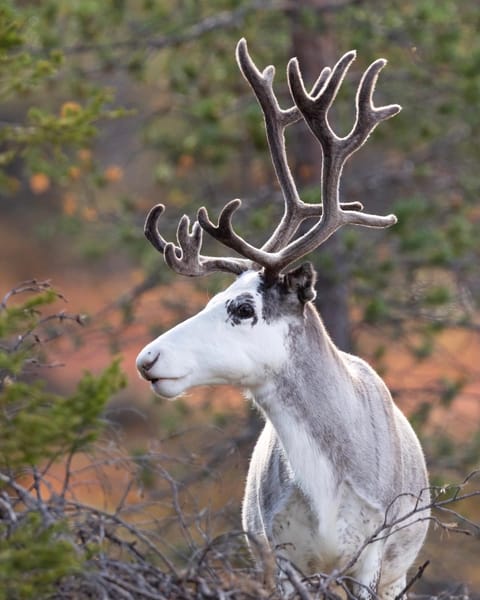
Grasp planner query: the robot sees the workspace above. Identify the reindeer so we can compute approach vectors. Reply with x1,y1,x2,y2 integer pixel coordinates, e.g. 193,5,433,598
136,39,429,599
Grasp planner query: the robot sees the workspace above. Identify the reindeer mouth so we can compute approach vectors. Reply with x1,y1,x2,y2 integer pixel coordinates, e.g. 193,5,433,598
150,376,181,384
148,373,191,399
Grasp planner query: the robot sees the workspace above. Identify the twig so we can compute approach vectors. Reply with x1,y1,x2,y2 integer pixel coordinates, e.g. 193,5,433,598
395,560,430,599
281,561,313,600
59,0,281,56
12,311,85,353
37,0,359,58
64,499,178,576
332,475,480,583
0,279,62,311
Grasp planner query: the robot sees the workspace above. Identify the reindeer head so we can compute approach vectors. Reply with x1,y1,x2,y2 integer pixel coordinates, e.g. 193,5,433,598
136,39,399,398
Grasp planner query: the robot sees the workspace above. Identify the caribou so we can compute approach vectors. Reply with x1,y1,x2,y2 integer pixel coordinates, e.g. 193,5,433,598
136,39,429,599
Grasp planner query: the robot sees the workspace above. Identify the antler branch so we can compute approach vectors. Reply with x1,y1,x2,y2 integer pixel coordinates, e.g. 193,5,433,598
236,38,326,252
144,204,250,277
258,51,400,269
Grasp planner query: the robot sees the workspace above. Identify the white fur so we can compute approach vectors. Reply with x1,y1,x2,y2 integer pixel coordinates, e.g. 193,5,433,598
137,272,289,395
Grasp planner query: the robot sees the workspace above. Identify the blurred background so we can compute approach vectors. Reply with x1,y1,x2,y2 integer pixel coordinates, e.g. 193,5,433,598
1,0,479,595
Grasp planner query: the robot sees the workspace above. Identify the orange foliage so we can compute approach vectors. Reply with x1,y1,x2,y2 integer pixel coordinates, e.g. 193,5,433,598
29,172,50,194
298,163,314,181
104,164,124,182
176,153,195,173
77,148,92,164
81,205,97,221
60,101,82,117
62,192,77,215
68,165,81,181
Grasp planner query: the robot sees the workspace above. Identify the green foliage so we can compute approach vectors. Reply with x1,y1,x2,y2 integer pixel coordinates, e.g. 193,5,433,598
0,284,127,597
0,286,127,469
0,90,130,188
364,297,389,325
410,401,432,430
0,513,82,600
0,361,126,468
0,1,130,191
423,285,450,307
0,290,58,338
439,376,465,407
0,3,63,98
157,396,191,435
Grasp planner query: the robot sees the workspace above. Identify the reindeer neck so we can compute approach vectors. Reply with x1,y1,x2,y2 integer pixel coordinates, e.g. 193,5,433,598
250,303,359,500
253,302,352,413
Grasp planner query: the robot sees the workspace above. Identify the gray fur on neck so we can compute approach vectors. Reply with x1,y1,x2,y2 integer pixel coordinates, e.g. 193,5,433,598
252,301,403,509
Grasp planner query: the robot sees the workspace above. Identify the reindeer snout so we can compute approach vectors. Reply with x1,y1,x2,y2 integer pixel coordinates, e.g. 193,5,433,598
136,351,160,380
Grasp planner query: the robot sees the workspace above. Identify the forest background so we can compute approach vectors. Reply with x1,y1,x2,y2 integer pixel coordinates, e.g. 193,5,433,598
1,0,480,598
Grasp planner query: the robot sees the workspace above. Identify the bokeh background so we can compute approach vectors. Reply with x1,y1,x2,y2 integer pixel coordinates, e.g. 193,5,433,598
1,0,480,595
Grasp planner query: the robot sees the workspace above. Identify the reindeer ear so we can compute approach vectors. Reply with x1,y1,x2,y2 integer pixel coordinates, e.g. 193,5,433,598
285,262,317,304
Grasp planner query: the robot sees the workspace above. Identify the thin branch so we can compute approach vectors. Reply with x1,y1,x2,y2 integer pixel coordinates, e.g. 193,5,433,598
60,0,282,56
35,0,360,58
332,474,480,584
12,311,85,353
395,560,430,600
64,499,178,576
0,279,63,311
281,562,313,600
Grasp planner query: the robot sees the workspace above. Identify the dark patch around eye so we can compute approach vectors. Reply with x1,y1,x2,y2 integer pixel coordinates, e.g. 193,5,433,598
225,293,258,327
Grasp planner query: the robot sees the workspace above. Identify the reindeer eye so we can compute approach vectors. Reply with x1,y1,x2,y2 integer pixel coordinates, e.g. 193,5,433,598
225,295,257,326
234,303,255,320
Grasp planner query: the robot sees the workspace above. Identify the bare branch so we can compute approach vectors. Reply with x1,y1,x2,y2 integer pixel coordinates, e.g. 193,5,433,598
0,279,65,311
39,1,360,58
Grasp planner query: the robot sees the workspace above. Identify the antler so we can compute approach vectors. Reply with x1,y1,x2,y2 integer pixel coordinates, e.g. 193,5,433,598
145,40,399,281
198,42,399,279
144,204,250,277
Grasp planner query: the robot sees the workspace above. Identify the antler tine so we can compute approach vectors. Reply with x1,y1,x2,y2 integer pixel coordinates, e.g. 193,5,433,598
236,38,301,130
236,38,349,253
287,51,401,195
144,204,250,277
351,58,402,150
145,204,181,257
287,51,358,157
163,215,202,275
198,199,268,270
258,50,399,272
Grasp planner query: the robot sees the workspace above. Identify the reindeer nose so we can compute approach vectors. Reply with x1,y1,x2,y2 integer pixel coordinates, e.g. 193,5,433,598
137,352,160,378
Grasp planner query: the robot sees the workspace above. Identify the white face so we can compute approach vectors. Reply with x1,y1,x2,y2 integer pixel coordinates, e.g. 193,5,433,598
136,271,291,399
